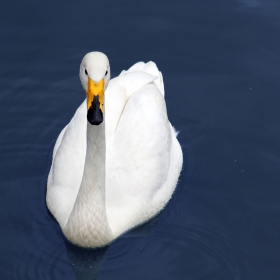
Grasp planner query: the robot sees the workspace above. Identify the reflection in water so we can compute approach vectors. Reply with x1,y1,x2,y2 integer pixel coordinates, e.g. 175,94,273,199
65,241,108,280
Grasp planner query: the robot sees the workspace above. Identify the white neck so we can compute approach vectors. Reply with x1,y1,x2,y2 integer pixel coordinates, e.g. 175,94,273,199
63,120,113,247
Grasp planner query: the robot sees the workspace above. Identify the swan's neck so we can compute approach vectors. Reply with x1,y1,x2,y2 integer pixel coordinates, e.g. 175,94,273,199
64,121,113,247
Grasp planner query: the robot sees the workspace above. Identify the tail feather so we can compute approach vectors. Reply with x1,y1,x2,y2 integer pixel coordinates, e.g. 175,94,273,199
120,61,164,97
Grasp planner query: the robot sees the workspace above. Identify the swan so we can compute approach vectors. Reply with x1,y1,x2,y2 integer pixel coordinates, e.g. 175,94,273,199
46,52,183,248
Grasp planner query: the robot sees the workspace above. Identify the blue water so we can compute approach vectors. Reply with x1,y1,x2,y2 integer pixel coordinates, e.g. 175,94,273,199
1,0,280,279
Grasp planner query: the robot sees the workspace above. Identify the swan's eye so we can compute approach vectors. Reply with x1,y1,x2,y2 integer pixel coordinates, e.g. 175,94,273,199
105,70,108,76
85,69,88,75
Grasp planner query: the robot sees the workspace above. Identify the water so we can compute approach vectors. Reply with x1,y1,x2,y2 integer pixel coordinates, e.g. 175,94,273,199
1,0,280,279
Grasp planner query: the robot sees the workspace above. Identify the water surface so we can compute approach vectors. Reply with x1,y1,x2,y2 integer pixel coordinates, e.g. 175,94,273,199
1,0,280,279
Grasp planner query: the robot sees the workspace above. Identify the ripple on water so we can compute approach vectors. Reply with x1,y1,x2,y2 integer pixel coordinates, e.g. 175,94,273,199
101,219,242,280
154,221,242,280
7,192,74,280
178,118,210,147
11,237,72,280
11,221,75,280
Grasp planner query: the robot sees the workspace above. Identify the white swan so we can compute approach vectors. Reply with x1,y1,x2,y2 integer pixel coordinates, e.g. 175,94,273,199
46,52,183,248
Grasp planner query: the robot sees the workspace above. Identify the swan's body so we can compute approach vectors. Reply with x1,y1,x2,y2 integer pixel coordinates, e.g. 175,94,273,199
46,52,183,247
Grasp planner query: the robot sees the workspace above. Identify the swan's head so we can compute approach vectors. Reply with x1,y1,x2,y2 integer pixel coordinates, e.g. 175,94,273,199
80,52,110,125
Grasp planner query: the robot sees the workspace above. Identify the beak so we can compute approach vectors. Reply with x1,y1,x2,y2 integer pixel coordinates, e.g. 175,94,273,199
86,78,104,125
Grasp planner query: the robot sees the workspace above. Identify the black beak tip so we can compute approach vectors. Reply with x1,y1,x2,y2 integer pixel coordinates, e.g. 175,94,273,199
87,96,103,125
87,114,103,125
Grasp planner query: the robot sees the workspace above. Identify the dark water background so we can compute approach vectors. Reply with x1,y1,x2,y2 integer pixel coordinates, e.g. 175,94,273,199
1,0,280,279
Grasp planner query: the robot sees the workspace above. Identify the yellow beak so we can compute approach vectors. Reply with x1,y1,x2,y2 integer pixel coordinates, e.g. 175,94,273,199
86,78,104,112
